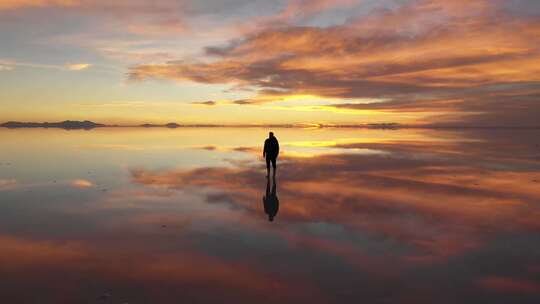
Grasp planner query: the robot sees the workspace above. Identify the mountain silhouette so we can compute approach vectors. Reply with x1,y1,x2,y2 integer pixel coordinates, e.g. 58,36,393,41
165,123,181,128
1,120,105,130
140,122,181,128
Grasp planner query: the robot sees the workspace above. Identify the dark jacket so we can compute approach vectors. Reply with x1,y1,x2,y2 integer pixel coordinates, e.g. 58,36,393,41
263,137,280,159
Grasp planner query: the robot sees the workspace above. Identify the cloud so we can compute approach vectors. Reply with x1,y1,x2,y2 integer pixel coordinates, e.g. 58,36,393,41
0,59,94,71
0,0,191,39
191,100,217,106
0,179,17,190
130,132,540,263
0,64,14,71
0,0,76,10
0,0,186,14
78,101,159,108
130,0,540,126
66,63,91,71
256,0,364,25
0,234,325,303
124,18,188,36
190,96,288,106
71,179,94,188
231,98,269,105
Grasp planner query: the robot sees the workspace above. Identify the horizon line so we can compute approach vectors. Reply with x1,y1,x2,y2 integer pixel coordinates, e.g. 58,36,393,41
1,120,540,130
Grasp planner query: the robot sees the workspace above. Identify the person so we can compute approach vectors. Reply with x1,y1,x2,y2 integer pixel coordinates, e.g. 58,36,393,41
263,132,279,177
263,176,279,222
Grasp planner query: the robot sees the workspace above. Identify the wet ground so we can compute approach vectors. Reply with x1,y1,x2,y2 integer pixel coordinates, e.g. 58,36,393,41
0,127,539,303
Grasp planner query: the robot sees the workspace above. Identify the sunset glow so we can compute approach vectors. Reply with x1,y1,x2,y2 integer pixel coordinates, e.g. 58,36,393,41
1,0,539,125
1,2,540,303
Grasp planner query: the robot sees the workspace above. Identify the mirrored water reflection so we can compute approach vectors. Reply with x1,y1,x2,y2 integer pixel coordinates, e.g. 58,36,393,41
1,127,539,303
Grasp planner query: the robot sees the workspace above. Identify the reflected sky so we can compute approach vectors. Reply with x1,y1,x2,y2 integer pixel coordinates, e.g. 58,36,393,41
1,128,540,303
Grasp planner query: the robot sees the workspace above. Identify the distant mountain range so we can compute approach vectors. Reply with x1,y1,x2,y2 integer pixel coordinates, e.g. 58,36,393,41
1,120,105,129
4,121,534,129
0,121,418,130
0,120,188,129
140,123,181,128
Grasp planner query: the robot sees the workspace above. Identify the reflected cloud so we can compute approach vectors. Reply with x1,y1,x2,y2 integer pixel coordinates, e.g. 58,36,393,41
1,128,540,303
0,178,17,190
0,234,326,303
131,132,540,265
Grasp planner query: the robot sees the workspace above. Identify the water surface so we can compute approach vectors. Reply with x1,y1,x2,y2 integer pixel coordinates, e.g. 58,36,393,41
1,127,539,303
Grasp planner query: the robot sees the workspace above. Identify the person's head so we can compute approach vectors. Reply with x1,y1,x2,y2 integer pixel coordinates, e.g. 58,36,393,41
269,132,274,138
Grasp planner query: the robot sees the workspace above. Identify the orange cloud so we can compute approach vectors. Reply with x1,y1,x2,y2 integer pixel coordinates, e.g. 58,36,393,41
130,0,540,126
0,178,17,190
0,0,76,10
66,63,91,71
130,133,540,264
0,0,191,40
0,234,326,303
71,179,94,188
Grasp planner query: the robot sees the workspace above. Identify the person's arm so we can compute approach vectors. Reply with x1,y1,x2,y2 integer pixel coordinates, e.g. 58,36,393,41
276,140,280,157
263,140,267,157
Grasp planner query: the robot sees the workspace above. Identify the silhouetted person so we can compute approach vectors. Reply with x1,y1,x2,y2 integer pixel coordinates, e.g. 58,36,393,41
263,176,279,222
263,132,279,177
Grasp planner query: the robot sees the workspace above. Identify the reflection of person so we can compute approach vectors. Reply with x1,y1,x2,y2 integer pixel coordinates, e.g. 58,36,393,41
263,132,280,178
263,176,279,222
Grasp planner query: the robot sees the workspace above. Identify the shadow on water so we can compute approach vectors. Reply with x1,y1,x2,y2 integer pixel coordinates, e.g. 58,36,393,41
263,176,279,222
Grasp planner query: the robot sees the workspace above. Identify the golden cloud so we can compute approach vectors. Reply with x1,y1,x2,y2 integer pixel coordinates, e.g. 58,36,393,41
66,63,91,71
130,0,540,126
0,0,76,10
71,179,94,188
130,133,540,263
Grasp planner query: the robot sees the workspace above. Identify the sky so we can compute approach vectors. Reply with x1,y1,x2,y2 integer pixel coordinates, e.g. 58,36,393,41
0,0,539,125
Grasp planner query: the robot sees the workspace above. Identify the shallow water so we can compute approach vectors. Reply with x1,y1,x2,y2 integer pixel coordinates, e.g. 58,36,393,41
1,127,539,303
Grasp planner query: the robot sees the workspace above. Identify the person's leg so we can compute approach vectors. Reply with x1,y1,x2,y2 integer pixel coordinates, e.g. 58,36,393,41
266,158,271,177
271,158,277,176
